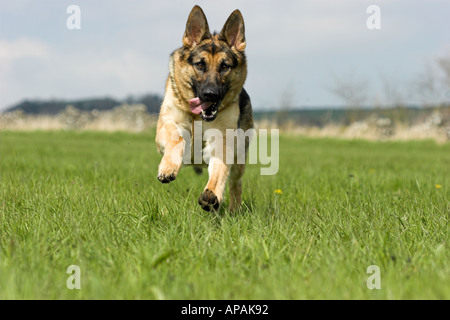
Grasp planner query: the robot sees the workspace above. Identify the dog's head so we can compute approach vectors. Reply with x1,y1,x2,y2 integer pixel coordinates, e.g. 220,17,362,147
178,6,247,122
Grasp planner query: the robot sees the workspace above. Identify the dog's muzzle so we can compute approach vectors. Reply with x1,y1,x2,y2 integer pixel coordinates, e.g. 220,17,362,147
189,97,220,122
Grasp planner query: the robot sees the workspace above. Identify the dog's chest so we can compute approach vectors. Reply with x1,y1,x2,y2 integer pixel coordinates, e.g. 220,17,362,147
185,108,239,165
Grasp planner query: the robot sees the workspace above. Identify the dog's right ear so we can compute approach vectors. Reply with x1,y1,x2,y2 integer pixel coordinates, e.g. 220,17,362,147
183,6,211,48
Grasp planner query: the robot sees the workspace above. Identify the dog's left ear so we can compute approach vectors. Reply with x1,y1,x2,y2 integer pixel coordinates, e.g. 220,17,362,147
219,10,246,52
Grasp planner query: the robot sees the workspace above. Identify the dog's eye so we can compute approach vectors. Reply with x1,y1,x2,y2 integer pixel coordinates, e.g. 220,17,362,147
220,63,231,72
195,62,205,71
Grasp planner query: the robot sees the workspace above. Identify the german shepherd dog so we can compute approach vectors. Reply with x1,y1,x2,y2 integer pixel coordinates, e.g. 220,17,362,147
156,5,253,212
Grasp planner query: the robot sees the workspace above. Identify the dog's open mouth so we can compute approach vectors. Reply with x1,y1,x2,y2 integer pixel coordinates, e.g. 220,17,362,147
189,97,219,122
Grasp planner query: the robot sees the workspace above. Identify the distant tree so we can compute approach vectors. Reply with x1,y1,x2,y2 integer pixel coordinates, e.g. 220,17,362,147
328,70,369,109
4,93,163,115
413,53,450,107
327,70,369,124
137,94,163,113
437,54,450,103
275,83,295,125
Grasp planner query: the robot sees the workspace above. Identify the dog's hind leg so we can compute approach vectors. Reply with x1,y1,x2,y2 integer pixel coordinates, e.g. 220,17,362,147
229,163,245,212
193,166,203,175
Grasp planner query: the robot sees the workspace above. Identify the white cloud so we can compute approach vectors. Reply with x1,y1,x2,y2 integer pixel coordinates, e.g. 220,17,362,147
0,38,52,108
0,37,166,109
0,37,50,63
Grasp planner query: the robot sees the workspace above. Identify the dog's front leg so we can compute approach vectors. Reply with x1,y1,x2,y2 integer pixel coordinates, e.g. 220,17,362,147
156,121,185,183
198,156,230,211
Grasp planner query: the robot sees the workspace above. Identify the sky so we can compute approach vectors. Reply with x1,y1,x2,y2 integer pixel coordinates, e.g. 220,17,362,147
1,0,449,111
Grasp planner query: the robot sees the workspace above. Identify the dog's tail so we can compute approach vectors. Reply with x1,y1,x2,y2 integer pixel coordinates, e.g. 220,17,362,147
193,166,203,175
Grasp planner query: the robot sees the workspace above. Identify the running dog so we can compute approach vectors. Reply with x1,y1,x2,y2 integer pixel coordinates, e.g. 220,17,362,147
156,5,253,212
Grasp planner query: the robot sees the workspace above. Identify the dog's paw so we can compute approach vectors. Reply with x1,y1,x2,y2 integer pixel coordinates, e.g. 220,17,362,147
157,169,177,183
198,188,220,211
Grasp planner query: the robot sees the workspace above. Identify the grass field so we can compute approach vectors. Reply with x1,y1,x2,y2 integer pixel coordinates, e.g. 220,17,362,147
0,130,448,299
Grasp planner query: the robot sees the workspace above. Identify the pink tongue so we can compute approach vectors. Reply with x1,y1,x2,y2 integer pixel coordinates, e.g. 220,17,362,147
189,97,212,115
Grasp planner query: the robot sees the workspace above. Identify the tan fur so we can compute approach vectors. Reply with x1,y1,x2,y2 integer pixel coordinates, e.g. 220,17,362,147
156,6,253,212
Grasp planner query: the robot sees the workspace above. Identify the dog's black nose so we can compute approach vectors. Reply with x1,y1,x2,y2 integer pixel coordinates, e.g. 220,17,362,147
202,88,220,102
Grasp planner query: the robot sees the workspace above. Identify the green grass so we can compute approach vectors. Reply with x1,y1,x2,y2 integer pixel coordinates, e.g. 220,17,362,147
0,130,448,299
